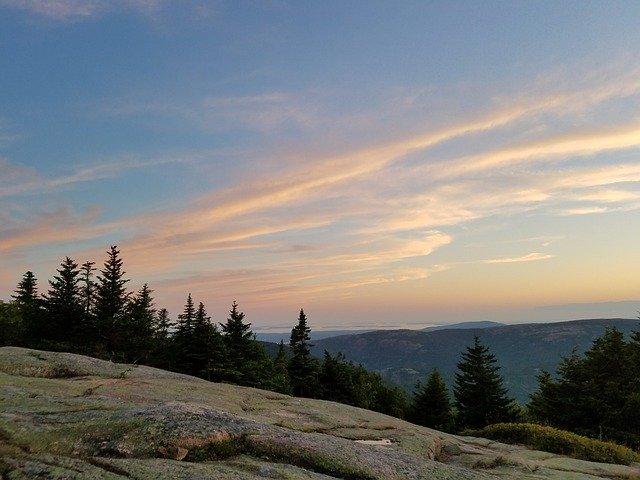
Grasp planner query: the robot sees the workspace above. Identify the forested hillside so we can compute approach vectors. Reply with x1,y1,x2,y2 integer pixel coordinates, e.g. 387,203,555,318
313,318,640,402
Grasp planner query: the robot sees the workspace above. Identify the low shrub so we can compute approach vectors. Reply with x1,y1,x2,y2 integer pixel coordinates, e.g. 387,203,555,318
467,423,640,465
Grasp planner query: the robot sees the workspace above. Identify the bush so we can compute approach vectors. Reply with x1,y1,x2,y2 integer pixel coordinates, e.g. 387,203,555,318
466,423,640,465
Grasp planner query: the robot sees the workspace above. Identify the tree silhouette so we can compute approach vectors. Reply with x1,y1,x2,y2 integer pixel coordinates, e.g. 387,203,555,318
289,308,318,397
409,369,454,431
94,246,130,355
43,257,83,347
454,336,514,429
12,271,42,346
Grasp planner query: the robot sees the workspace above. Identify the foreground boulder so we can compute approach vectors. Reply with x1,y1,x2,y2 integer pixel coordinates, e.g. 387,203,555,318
1,347,638,479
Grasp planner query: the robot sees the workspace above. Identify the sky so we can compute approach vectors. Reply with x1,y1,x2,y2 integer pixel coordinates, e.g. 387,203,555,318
2,1,640,332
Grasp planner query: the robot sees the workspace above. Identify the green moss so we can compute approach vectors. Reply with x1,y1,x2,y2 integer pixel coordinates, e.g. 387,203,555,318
246,438,378,480
468,423,640,465
184,434,250,462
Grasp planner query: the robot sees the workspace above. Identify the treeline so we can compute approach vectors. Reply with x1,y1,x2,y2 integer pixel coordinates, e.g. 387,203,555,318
5,246,638,444
528,326,640,448
0,246,407,418
409,327,640,449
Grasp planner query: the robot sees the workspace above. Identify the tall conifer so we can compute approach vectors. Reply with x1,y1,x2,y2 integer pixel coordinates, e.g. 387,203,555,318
43,257,83,347
94,246,130,355
12,271,42,346
289,308,317,397
454,336,514,429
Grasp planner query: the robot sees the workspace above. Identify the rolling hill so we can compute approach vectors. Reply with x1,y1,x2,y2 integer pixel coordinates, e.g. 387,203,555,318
313,318,640,403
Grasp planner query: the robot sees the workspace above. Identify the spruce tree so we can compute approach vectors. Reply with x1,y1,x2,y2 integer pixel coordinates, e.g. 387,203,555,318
191,301,226,381
79,261,97,317
409,369,454,431
43,257,83,348
288,309,318,397
0,300,22,346
173,294,196,373
528,327,640,443
78,261,97,346
94,246,130,355
220,301,269,386
269,340,292,394
150,307,172,369
123,283,157,362
12,271,42,346
220,301,252,367
454,336,514,429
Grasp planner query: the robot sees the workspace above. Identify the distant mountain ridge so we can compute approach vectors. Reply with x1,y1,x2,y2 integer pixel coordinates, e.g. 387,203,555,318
312,318,640,403
421,320,505,332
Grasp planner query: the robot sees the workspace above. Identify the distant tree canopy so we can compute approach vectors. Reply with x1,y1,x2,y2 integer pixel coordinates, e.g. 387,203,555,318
528,326,640,448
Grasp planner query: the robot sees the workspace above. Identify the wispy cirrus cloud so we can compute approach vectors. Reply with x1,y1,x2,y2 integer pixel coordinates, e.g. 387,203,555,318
0,0,163,20
5,62,640,313
481,253,555,264
0,154,196,198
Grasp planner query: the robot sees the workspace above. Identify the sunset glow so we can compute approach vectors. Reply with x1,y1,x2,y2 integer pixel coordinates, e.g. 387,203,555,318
2,1,640,330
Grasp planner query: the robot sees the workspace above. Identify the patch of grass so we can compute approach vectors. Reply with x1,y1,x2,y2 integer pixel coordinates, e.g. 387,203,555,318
175,433,378,480
246,437,378,480
0,458,17,476
184,434,249,462
472,455,513,469
467,423,640,466
45,364,85,378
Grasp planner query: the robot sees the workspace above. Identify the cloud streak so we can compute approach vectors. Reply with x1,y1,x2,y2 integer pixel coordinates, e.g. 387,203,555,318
0,0,163,20
4,62,640,319
481,253,555,264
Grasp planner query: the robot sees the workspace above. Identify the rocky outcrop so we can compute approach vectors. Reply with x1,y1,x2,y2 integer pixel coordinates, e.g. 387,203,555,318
1,346,639,479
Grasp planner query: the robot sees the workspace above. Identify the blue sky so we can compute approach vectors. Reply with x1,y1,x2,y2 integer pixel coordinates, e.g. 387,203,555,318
2,1,640,331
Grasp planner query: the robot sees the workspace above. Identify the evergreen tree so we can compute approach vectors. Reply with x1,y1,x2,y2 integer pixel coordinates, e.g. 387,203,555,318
410,369,454,431
192,301,226,381
288,309,318,397
43,257,83,348
318,351,356,403
528,327,640,445
219,301,271,386
94,246,130,355
123,283,157,362
220,301,252,378
173,294,196,373
149,307,173,369
269,340,292,394
78,261,97,347
11,271,42,346
79,261,97,317
0,300,22,346
454,336,514,429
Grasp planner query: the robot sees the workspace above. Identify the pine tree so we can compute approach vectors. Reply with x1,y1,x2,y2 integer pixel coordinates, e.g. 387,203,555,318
454,336,514,429
94,246,130,355
43,257,83,348
288,309,318,397
12,271,42,346
409,369,454,431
